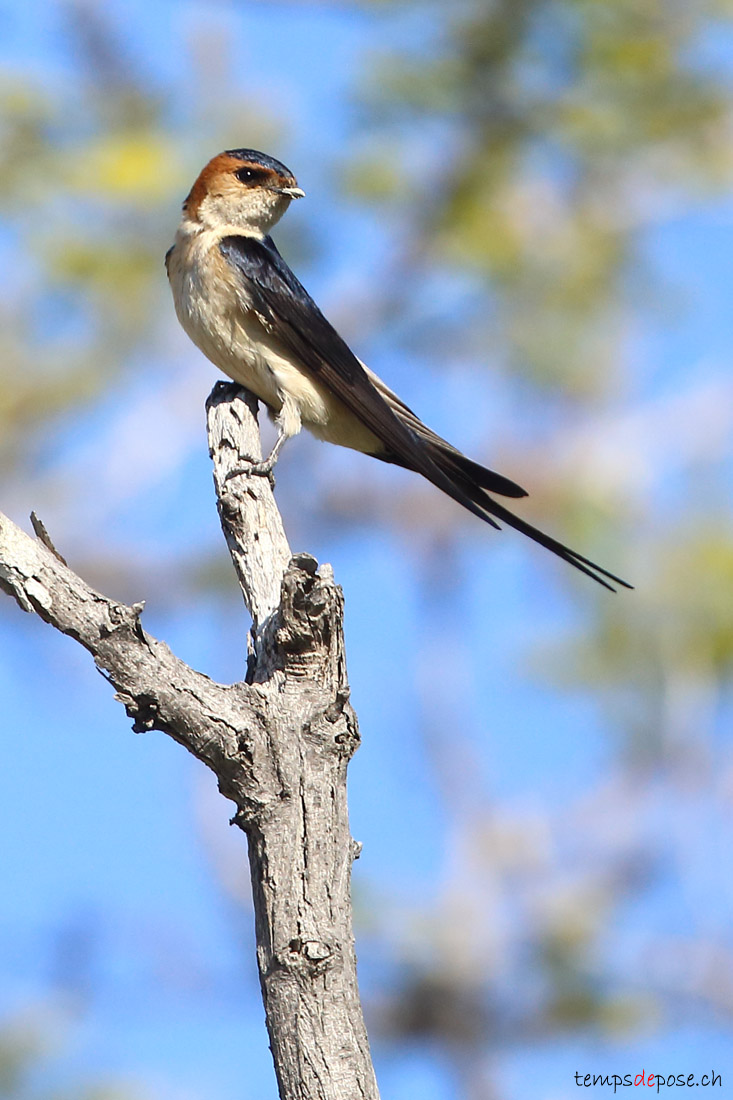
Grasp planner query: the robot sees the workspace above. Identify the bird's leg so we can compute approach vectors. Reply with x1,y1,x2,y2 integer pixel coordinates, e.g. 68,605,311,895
224,397,298,483
222,426,281,484
245,428,288,477
224,428,287,485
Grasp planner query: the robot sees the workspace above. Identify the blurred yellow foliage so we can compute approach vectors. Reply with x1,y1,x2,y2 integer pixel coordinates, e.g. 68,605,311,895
69,133,180,200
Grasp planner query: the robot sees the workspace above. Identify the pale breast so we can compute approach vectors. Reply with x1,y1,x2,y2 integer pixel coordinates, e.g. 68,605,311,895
168,229,281,404
167,227,382,455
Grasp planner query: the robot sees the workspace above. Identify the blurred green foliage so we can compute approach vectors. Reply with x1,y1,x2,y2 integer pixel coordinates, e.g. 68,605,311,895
349,0,733,390
0,5,280,480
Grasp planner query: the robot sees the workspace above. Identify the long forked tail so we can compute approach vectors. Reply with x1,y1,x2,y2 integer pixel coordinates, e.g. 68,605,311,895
443,447,631,591
368,374,631,590
403,442,632,592
480,495,631,591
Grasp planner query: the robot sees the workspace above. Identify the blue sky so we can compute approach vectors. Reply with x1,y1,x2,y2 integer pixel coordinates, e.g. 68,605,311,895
1,1,732,1098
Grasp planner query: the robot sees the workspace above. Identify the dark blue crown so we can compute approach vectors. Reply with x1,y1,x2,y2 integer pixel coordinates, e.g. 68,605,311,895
225,148,294,178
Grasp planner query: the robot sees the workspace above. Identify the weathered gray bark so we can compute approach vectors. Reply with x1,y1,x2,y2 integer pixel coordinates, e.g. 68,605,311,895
0,381,379,1100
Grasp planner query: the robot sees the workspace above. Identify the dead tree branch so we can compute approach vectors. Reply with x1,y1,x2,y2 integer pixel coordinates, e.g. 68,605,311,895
0,381,379,1100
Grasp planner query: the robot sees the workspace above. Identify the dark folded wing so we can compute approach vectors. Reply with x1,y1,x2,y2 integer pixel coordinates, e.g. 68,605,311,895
219,234,631,591
219,234,512,520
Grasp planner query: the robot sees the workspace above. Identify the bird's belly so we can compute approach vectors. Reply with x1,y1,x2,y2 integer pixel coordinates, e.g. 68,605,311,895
169,238,382,455
304,397,381,454
173,284,279,407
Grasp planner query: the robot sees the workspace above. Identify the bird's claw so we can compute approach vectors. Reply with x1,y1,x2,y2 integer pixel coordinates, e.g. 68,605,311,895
225,460,276,488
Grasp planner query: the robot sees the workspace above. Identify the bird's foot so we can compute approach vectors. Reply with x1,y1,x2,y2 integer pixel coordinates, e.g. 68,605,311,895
225,458,276,487
224,429,286,487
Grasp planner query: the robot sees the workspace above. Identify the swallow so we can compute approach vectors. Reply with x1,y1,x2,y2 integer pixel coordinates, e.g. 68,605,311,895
166,148,630,591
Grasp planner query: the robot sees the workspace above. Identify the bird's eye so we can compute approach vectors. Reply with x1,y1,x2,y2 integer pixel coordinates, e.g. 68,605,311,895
235,166,265,185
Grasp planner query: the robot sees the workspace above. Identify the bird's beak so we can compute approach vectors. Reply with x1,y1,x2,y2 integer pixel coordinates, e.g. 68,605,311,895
278,186,305,199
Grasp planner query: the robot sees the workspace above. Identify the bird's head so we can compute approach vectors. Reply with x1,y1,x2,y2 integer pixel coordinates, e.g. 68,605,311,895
182,149,304,236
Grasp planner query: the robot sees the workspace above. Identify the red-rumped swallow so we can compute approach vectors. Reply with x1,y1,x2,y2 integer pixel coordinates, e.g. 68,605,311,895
166,148,630,591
